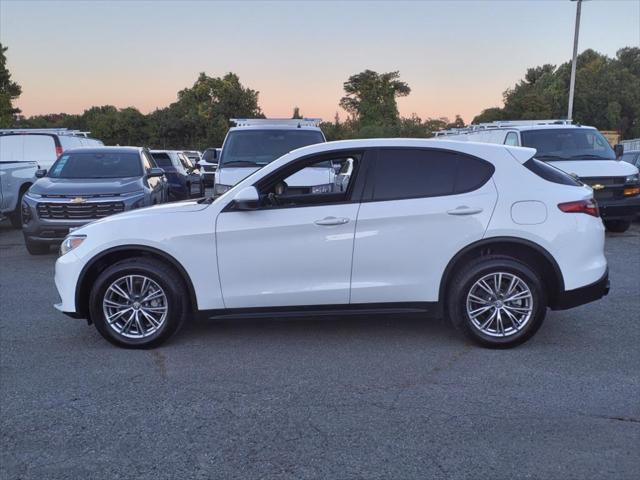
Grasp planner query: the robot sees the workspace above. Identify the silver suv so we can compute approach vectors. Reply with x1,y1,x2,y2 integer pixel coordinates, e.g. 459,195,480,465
21,147,167,255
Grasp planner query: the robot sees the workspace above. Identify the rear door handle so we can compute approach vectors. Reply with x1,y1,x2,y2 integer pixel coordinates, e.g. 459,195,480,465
447,206,483,216
314,216,350,226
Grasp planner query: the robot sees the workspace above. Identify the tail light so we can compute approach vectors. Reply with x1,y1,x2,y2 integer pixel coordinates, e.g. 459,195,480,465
55,146,63,157
558,199,599,217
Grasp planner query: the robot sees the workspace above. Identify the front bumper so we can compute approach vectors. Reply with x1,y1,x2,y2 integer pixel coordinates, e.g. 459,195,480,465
598,194,640,220
551,268,610,310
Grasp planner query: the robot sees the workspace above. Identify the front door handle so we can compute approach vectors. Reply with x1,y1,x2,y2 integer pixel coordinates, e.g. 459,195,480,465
314,216,350,226
447,206,483,216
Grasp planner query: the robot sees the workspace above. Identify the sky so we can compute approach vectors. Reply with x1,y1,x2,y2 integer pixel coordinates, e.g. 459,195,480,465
1,0,639,123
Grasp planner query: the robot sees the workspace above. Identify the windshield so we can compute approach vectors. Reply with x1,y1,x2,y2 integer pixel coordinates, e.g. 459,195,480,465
48,152,142,179
521,128,616,161
220,130,325,167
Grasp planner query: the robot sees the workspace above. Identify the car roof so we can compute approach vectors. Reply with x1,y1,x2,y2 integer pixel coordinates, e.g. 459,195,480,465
503,124,598,132
228,125,323,132
277,138,536,164
62,146,142,154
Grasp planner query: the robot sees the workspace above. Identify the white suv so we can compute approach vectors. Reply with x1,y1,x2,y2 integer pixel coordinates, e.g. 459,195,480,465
54,139,609,349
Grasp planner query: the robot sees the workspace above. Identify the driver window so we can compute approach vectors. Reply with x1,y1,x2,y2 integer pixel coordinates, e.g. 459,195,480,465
260,155,359,208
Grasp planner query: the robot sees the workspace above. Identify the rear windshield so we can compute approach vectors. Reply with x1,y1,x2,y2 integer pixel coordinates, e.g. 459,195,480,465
48,152,142,179
220,130,325,167
521,128,616,161
151,153,173,168
202,149,217,162
523,158,581,186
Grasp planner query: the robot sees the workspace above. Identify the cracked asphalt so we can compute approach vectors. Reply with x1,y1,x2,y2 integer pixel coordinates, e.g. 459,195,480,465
1,220,639,479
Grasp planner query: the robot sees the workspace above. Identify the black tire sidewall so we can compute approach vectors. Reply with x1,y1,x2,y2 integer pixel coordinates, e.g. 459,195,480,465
604,220,631,233
448,257,547,348
90,261,186,348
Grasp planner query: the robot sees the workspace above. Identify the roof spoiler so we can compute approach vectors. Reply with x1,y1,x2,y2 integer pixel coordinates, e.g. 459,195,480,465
505,146,537,164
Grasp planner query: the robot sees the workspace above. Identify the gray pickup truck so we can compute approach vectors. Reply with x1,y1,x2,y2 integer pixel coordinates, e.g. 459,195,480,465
0,161,37,228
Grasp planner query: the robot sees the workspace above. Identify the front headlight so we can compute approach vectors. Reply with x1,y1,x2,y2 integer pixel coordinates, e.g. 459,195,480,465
311,183,333,194
59,235,86,256
625,173,639,184
214,183,232,195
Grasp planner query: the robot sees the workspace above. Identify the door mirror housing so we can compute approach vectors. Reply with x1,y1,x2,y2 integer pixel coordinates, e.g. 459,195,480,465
232,186,259,210
35,169,47,178
147,167,165,178
614,144,624,159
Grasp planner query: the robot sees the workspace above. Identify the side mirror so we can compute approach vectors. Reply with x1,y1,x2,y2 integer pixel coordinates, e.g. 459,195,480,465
35,169,47,178
232,186,259,210
147,167,165,178
614,144,624,159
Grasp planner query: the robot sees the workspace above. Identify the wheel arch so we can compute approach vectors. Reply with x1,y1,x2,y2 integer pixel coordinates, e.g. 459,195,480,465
439,236,565,308
75,245,198,322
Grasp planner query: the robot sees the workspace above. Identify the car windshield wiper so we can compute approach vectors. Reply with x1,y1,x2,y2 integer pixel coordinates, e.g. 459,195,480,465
221,160,258,167
568,154,611,160
534,155,570,160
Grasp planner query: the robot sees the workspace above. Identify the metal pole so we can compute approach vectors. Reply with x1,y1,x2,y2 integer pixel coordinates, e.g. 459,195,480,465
567,0,582,121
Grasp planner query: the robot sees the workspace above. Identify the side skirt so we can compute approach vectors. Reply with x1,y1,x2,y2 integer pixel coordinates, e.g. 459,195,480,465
197,302,441,321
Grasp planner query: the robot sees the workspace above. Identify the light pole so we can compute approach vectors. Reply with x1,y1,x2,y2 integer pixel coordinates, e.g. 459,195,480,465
567,0,583,121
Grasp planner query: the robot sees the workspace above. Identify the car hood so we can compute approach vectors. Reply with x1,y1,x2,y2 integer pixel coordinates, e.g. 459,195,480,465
31,176,143,196
217,167,260,186
217,166,332,187
284,167,333,187
546,160,639,178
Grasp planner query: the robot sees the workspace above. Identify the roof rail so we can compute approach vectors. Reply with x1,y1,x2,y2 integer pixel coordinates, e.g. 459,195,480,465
435,119,573,137
230,118,322,128
0,128,92,137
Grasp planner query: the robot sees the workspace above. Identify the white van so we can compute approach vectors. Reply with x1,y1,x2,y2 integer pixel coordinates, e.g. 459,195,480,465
0,129,104,171
435,120,640,232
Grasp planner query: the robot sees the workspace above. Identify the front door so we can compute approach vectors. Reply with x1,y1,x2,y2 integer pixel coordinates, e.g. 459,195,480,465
215,153,363,309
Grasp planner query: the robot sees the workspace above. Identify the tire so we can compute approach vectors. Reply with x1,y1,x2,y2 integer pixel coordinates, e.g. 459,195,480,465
8,188,27,229
446,255,547,349
89,258,189,348
199,181,205,197
25,240,49,255
603,219,631,233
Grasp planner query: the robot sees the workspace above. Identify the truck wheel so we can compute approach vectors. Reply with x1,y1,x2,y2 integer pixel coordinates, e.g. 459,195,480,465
25,240,49,255
8,189,27,229
446,255,547,348
603,220,631,233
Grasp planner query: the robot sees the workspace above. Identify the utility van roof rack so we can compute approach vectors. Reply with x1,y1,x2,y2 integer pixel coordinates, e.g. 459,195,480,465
230,118,322,128
435,119,573,136
0,128,92,137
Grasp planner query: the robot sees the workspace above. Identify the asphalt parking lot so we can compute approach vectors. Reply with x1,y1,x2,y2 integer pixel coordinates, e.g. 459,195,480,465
1,221,639,480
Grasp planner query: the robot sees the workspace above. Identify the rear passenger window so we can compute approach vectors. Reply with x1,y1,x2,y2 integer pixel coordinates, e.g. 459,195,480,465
372,149,494,201
504,132,519,146
524,158,581,186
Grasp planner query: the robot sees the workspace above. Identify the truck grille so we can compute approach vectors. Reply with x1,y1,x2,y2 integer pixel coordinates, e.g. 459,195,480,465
37,202,125,220
580,177,627,201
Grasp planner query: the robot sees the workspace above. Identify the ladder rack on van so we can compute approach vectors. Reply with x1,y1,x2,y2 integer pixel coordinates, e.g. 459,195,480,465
435,119,573,137
0,128,92,137
230,118,322,128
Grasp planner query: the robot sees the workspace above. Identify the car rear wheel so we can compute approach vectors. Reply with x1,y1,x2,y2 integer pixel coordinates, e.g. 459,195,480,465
603,219,631,233
447,255,547,348
89,258,188,348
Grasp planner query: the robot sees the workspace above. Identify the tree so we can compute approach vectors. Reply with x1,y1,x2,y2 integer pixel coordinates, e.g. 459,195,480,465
291,107,302,119
472,48,640,138
339,70,410,127
0,43,22,127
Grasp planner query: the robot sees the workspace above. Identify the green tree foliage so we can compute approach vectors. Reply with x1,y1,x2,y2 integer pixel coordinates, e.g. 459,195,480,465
0,43,22,127
473,48,640,138
339,70,410,128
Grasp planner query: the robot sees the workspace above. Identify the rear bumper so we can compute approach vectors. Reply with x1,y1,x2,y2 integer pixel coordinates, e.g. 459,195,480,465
551,268,610,310
598,195,640,220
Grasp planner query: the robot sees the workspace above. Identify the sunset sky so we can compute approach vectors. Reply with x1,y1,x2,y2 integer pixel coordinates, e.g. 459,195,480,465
1,0,639,123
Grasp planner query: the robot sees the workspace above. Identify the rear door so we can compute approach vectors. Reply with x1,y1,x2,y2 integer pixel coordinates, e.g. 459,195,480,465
350,148,498,304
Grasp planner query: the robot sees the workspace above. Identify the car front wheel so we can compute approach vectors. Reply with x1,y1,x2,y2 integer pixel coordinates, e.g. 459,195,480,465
89,258,188,348
447,255,547,348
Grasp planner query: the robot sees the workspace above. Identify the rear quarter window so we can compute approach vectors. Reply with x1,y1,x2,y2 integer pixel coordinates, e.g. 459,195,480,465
371,149,494,201
524,158,581,186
